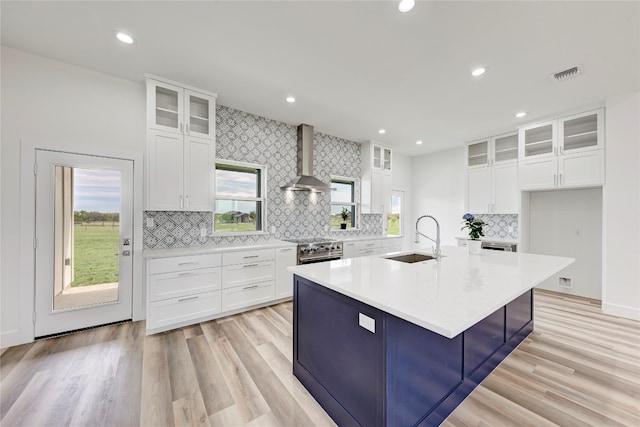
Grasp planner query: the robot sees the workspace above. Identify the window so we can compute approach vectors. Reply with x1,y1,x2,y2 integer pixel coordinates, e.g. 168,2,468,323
214,162,265,233
331,178,357,229
387,190,403,236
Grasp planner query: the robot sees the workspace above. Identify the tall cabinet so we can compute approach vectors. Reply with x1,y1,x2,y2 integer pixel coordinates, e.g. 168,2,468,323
466,132,519,214
361,142,392,232
518,108,604,190
146,75,217,211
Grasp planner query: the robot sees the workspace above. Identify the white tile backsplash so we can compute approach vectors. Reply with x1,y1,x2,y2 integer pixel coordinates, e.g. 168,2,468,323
473,213,518,240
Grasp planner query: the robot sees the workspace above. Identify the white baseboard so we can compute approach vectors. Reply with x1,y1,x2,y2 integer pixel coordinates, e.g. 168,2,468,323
602,302,640,321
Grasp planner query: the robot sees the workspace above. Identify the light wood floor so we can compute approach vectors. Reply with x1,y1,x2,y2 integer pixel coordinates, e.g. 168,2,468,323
1,290,639,427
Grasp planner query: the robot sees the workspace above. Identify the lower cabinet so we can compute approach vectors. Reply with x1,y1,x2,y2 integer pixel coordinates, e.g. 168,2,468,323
148,291,221,331
146,246,294,335
222,281,275,312
275,247,296,298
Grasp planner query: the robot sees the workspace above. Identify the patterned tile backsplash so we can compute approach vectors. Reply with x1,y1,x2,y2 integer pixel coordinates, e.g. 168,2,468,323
144,105,383,249
473,214,519,240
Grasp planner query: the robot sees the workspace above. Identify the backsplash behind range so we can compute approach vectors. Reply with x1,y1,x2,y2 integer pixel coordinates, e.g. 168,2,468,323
144,105,383,250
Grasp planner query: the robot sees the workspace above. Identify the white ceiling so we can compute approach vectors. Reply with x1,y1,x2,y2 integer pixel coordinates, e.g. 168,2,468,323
2,1,639,156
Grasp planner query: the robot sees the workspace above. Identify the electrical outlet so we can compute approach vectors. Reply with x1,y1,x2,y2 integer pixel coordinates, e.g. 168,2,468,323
559,277,572,288
509,225,514,233
358,313,376,333
200,228,207,237
146,217,154,228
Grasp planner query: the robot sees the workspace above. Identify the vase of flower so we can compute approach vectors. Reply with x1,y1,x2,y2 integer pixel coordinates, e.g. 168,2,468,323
461,213,485,255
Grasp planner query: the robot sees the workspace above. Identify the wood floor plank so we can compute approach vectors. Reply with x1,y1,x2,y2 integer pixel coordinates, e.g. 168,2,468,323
140,333,174,426
186,333,234,415
172,393,211,427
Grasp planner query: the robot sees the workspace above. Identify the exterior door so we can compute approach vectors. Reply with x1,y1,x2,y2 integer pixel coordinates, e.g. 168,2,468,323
34,149,133,337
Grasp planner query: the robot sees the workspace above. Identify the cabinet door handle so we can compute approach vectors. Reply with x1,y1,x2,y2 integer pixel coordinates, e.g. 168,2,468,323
243,255,259,259
553,147,557,155
185,195,189,209
554,174,557,186
243,263,259,268
180,195,183,209
178,296,198,302
186,123,189,135
559,146,564,155
560,174,563,185
178,261,199,266
243,285,259,290
177,272,196,277
180,123,183,133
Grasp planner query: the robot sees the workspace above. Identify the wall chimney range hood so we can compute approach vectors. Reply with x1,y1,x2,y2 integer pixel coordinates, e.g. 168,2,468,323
281,124,332,192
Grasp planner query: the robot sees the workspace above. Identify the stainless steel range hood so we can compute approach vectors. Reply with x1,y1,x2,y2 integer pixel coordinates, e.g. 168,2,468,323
281,124,332,192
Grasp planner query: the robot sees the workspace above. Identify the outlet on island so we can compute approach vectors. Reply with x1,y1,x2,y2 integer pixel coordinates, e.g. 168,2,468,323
200,228,207,237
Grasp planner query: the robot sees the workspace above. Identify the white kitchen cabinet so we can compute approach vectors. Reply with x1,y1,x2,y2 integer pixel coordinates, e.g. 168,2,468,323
466,132,519,214
146,76,217,211
518,108,604,190
381,237,403,253
361,141,392,215
221,249,275,312
343,242,356,259
146,253,222,334
275,247,296,299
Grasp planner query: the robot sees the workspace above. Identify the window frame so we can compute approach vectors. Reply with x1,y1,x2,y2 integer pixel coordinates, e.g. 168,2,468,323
213,160,267,235
330,176,359,230
387,190,404,237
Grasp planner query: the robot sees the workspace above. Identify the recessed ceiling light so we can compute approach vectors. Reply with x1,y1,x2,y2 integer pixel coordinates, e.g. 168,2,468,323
378,129,386,134
416,140,423,145
286,96,296,103
116,32,134,45
471,67,486,77
398,0,415,13
515,112,527,118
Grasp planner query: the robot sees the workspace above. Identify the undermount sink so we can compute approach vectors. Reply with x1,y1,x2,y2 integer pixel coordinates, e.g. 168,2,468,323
385,253,437,263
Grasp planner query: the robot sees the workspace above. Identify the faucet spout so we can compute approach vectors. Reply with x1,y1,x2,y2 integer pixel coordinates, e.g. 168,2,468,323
415,215,441,260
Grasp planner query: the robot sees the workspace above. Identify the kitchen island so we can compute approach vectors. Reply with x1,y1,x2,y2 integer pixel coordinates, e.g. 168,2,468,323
288,246,574,427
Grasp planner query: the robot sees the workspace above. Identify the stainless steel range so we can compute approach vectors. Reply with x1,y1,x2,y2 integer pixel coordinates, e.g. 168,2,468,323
285,238,343,265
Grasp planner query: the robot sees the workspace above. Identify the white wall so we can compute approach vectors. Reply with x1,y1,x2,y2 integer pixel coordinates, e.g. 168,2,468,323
411,147,466,249
1,47,146,346
391,152,413,251
529,189,602,299
603,90,640,320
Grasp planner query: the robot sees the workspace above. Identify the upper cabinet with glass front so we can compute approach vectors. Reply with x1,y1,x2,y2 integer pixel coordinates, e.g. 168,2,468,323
466,132,518,169
372,144,392,173
519,108,603,160
147,76,216,141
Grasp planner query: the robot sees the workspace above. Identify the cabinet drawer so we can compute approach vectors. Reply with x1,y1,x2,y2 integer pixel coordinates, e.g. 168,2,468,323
223,249,275,266
355,240,381,251
149,253,221,274
222,261,275,289
149,267,221,302
221,281,275,312
148,291,221,331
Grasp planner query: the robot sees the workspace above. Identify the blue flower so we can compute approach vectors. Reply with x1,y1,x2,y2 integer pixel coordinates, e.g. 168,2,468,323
462,213,474,221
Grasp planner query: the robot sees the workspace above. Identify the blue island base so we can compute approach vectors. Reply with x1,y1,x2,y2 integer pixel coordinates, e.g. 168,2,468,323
293,275,533,427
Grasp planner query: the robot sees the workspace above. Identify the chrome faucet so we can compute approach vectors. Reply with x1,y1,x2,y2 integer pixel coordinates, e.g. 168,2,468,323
415,215,441,260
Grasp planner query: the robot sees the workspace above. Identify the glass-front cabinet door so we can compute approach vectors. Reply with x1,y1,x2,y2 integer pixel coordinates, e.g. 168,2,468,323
467,139,489,168
382,147,392,172
150,81,184,134
559,109,603,154
373,145,382,169
185,90,216,140
519,121,555,159
493,133,518,164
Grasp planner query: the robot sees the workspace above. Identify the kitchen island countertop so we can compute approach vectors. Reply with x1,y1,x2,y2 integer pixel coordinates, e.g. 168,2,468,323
289,246,574,338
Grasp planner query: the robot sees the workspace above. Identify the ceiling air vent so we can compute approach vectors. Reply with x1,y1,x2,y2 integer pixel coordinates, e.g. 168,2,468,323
551,66,583,82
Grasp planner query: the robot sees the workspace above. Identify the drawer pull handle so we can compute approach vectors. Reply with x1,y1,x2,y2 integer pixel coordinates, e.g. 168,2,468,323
280,248,293,252
243,255,259,259
177,272,196,277
178,261,199,266
178,296,199,302
243,285,259,290
243,264,259,268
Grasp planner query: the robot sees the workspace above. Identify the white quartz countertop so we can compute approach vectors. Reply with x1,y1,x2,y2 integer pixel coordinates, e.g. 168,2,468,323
288,246,574,338
143,240,296,259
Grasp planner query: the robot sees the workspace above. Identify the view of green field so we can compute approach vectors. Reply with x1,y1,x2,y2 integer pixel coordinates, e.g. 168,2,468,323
71,224,119,287
387,213,400,235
